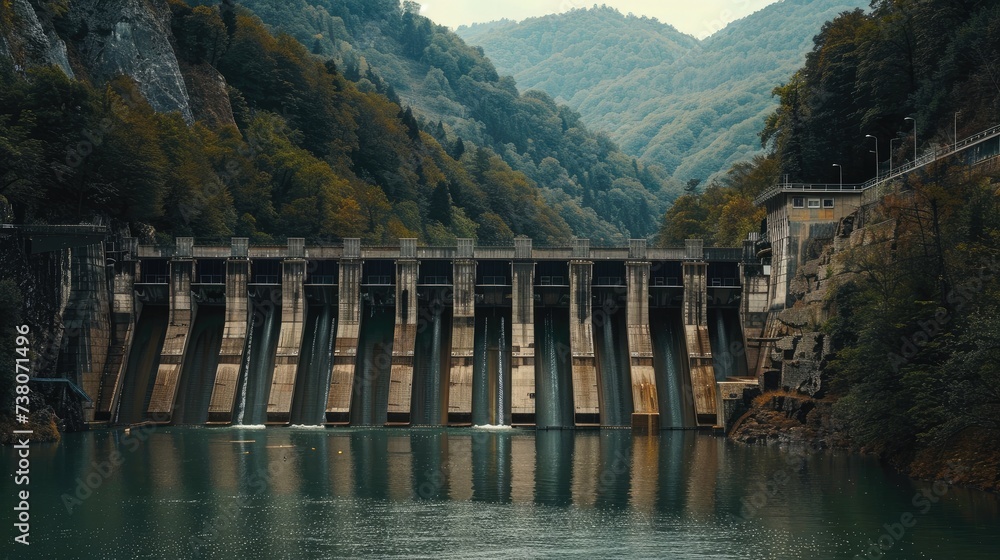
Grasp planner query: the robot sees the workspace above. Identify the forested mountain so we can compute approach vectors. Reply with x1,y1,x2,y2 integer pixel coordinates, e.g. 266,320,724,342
759,0,1000,466
458,0,869,184
669,0,1000,485
0,0,680,246
182,0,684,242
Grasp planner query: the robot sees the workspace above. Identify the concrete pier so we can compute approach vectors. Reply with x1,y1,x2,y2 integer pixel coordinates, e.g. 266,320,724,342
95,238,138,422
569,239,599,425
207,239,250,424
147,238,194,423
64,243,112,422
448,239,475,424
267,239,307,424
387,239,418,424
626,240,658,429
326,239,361,423
510,239,535,424
682,241,717,425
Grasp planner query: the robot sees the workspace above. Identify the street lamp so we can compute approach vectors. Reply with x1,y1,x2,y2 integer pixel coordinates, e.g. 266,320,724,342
904,116,917,162
832,163,842,188
866,134,879,179
890,137,901,175
954,111,961,151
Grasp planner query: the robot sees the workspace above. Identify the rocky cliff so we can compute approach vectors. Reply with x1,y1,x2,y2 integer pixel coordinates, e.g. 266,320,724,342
732,216,863,448
0,0,74,77
2,0,195,121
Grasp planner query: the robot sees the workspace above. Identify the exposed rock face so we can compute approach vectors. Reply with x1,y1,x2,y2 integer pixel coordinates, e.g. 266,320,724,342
180,61,237,129
730,393,849,449
770,332,830,398
1,0,75,77
64,0,193,122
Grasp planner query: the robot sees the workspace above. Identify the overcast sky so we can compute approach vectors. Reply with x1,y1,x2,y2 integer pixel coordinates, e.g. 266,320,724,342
418,0,779,39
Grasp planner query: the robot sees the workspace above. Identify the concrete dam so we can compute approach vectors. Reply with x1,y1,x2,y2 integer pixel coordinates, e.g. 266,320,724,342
92,237,760,430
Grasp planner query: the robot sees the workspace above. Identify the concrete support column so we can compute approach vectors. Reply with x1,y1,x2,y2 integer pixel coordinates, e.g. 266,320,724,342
626,240,658,431
740,239,771,380
64,243,111,423
569,239,599,425
267,239,307,424
387,239,418,424
327,239,361,423
682,240,717,425
96,238,138,422
207,238,250,424
147,237,194,423
510,239,535,424
448,239,475,424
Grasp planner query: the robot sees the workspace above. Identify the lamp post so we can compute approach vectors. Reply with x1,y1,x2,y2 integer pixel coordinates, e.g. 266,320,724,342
866,134,879,179
905,116,917,162
954,111,961,151
890,137,900,175
832,163,842,188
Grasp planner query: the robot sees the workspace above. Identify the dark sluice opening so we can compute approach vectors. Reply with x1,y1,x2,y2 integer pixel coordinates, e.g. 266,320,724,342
290,303,338,425
115,306,168,425
534,307,574,429
172,306,225,425
350,304,395,426
233,289,281,426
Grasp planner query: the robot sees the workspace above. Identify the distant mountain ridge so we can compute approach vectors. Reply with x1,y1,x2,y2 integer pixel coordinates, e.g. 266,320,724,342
183,0,686,242
458,0,870,183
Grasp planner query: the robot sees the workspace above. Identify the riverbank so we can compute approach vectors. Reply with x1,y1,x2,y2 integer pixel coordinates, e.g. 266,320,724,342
730,391,1000,493
0,407,61,444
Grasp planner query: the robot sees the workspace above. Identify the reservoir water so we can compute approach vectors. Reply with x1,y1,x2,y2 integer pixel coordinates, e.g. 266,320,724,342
5,428,999,559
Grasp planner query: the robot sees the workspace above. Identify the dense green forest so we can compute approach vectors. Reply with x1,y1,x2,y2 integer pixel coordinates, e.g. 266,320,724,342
0,0,680,245
182,0,683,242
749,0,1000,472
458,0,868,186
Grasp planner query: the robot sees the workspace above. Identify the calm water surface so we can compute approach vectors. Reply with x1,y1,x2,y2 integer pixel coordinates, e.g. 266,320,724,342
4,428,999,559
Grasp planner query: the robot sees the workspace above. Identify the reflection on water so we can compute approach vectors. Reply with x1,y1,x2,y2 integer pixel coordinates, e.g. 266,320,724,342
5,428,1000,559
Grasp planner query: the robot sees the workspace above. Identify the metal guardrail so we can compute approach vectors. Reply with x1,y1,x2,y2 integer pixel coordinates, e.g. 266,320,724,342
756,123,1000,206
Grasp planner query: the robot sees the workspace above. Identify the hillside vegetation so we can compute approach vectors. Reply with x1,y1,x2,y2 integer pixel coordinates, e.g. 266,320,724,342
724,0,1000,487
458,0,869,185
186,0,685,242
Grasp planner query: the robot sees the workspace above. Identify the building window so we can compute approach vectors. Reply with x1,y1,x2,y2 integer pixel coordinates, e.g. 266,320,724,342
808,199,821,209
823,199,835,208
792,197,805,208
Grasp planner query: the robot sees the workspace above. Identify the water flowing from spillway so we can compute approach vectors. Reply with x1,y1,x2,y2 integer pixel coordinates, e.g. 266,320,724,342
350,304,395,426
593,303,633,426
411,304,451,426
234,308,253,426
115,306,168,425
472,309,512,426
472,314,489,427
708,308,749,381
497,315,508,425
650,309,694,429
535,308,573,429
290,303,338,425
173,306,225,425
233,289,281,425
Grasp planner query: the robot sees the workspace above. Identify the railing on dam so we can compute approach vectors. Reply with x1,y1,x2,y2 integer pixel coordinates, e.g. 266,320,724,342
754,123,1000,206
133,238,751,264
